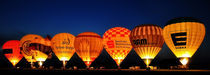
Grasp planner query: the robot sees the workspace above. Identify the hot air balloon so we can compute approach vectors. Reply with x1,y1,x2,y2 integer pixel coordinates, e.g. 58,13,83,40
103,27,132,67
30,35,52,67
163,17,205,67
130,24,164,68
20,34,52,68
51,33,75,69
20,34,42,67
74,32,103,68
2,40,23,66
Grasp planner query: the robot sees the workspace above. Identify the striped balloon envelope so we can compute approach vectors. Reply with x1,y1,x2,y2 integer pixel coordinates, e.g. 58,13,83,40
103,27,132,66
130,24,164,67
74,32,103,67
2,40,23,66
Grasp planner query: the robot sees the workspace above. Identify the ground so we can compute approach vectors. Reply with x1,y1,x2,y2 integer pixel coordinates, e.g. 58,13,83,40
0,68,210,74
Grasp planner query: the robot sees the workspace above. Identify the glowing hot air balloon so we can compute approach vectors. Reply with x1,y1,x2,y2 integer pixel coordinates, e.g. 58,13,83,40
103,27,132,67
51,33,75,68
30,35,52,67
20,34,43,67
74,32,103,68
163,17,205,67
130,24,164,67
2,40,23,66
20,34,52,67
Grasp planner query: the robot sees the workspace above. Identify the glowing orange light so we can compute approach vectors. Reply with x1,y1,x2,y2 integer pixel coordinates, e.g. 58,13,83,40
180,58,189,65
75,32,103,67
103,27,132,66
130,24,164,67
20,34,43,63
11,59,18,66
20,34,52,67
142,58,152,67
163,17,205,66
51,33,75,68
38,61,43,67
2,40,23,66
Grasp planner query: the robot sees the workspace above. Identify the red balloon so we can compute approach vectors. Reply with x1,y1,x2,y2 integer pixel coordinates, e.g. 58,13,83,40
2,40,23,66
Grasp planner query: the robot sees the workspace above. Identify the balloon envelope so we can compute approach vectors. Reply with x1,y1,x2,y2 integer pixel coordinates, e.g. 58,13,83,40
130,24,164,66
163,17,205,65
20,34,51,63
103,27,132,66
51,33,75,61
74,32,103,67
30,36,52,62
2,40,23,66
20,34,43,62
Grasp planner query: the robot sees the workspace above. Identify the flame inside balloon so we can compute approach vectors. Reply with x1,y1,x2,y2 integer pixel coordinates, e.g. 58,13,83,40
180,57,189,66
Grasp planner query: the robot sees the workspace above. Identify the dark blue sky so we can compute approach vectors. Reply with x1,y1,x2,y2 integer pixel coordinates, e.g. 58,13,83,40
0,0,209,36
0,0,210,68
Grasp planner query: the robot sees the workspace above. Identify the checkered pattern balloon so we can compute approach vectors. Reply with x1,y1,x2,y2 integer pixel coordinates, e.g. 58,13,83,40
103,27,132,66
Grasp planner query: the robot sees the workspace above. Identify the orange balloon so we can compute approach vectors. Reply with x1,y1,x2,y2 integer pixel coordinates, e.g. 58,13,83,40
2,40,23,66
20,34,44,63
51,33,75,61
74,32,103,67
130,24,164,67
30,36,52,66
20,34,52,65
103,27,132,66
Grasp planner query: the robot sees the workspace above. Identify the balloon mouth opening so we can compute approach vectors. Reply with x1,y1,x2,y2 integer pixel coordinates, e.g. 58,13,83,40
179,57,190,66
142,58,152,67
84,61,93,67
11,60,18,66
60,57,69,68
60,57,69,61
114,59,123,66
38,61,44,67
36,58,47,62
82,57,96,68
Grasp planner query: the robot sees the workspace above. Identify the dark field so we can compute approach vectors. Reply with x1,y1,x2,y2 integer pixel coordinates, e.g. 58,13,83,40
0,69,210,75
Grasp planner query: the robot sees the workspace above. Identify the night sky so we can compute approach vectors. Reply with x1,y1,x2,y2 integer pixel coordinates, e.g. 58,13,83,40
0,0,210,69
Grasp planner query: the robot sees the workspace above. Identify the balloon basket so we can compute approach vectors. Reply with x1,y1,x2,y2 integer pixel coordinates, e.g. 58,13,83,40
117,66,121,70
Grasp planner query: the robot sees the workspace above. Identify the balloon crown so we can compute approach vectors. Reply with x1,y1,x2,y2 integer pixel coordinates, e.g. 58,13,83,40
134,24,161,28
166,17,203,26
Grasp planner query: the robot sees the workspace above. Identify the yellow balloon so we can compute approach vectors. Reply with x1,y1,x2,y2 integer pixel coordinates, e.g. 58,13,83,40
51,33,75,61
163,17,205,65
